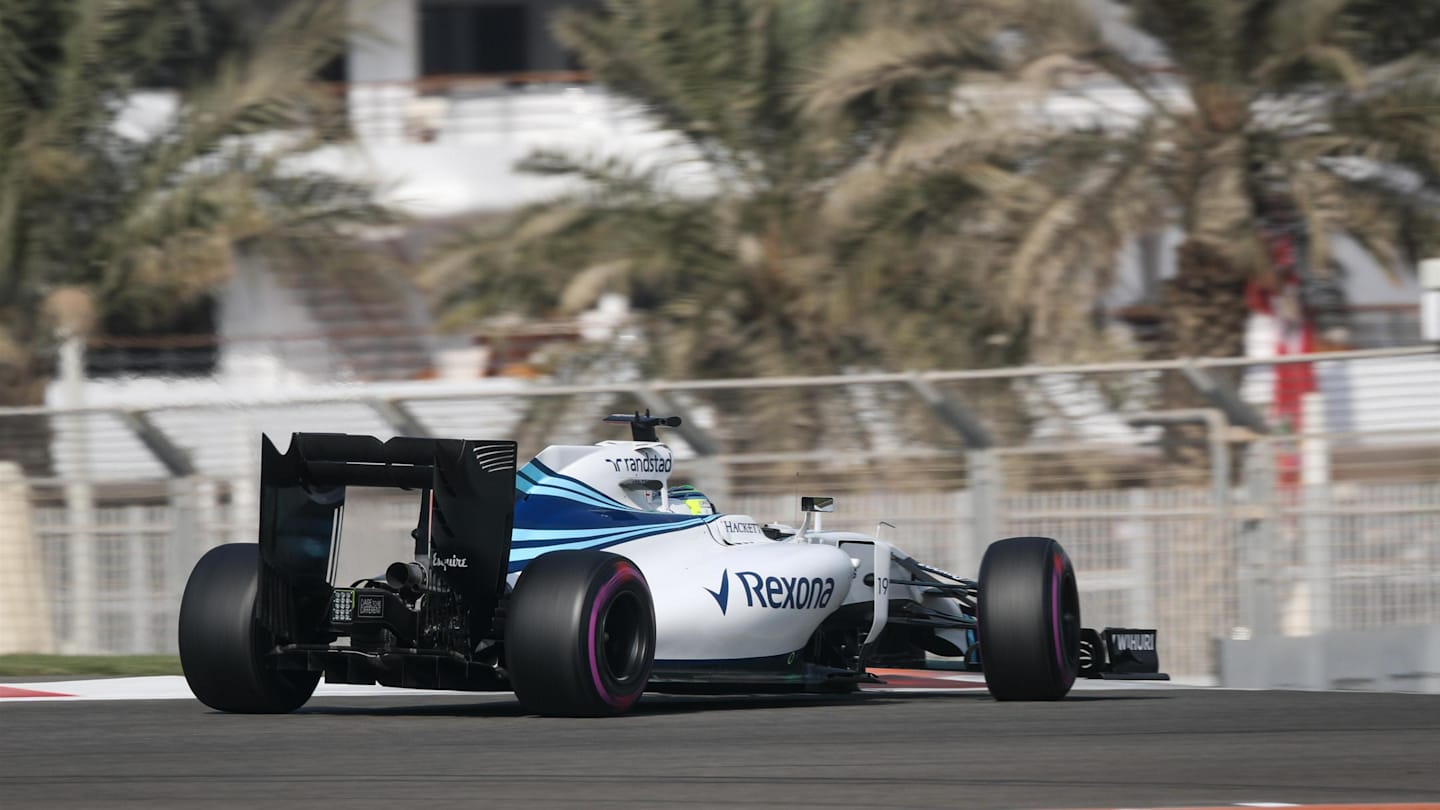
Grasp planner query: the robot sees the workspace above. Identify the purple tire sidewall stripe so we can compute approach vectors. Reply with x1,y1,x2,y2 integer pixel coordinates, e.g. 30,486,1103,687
1051,550,1076,688
587,565,643,708
1050,552,1063,670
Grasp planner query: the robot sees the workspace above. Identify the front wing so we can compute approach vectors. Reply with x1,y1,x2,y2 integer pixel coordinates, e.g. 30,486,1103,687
1079,627,1169,680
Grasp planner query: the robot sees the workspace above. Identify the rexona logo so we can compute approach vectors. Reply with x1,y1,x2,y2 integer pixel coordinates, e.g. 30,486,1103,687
705,570,837,613
705,569,730,615
736,571,835,610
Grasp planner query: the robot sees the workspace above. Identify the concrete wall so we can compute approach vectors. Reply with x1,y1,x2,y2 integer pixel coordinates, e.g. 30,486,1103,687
0,463,54,654
1221,627,1440,693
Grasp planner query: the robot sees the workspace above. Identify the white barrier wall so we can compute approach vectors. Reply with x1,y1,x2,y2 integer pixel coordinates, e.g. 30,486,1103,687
0,463,53,653
1221,627,1440,693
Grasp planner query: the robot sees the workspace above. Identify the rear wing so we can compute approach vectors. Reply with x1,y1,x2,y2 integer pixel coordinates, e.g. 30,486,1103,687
255,432,517,644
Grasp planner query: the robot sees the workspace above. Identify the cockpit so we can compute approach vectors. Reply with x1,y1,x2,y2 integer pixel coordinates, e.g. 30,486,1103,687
618,480,717,515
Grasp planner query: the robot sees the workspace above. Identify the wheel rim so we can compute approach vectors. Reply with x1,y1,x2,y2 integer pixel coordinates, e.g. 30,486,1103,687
598,590,646,687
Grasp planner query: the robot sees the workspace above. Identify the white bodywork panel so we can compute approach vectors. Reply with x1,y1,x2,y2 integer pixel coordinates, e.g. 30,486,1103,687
508,439,946,664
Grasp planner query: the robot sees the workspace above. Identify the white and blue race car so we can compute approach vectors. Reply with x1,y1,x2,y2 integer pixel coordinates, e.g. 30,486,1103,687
178,413,1163,716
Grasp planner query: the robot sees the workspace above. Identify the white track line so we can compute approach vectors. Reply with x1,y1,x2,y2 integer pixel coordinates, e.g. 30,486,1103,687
0,676,474,703
0,671,1194,703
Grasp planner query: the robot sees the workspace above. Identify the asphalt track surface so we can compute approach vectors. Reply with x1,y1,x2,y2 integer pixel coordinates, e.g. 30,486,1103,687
2,686,1438,810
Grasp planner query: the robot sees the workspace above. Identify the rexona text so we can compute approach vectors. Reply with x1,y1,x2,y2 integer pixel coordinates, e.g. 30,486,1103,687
734,572,836,610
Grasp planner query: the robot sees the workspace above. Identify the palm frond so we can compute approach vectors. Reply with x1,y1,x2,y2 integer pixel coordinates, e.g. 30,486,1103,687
802,26,992,123
1254,0,1364,89
1,0,393,370
135,0,347,191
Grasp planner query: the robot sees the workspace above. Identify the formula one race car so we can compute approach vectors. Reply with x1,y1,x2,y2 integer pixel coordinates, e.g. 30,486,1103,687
178,413,1164,716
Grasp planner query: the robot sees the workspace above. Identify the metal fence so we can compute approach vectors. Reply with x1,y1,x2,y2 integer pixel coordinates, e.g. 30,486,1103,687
2,345,1438,679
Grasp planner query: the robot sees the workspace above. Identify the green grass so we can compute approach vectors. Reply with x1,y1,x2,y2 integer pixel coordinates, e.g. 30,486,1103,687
0,654,181,677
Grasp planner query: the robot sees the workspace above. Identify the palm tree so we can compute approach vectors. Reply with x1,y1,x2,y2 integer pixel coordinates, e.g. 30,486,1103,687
0,0,394,473
423,0,1065,455
429,1,853,377
423,0,1040,377
807,0,1440,362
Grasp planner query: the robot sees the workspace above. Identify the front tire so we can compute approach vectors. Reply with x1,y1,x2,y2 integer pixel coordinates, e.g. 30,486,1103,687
178,543,319,713
506,551,655,717
977,536,1080,701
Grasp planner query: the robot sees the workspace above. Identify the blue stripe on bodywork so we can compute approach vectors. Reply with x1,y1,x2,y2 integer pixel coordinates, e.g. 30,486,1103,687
512,518,713,548
513,493,712,534
506,519,718,572
518,481,619,511
517,460,628,509
517,467,613,507
508,458,721,573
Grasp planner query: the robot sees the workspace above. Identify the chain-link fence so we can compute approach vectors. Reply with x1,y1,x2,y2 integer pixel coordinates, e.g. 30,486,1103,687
2,346,1438,679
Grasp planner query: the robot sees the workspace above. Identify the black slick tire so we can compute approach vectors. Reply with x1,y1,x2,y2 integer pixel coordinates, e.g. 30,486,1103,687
977,536,1080,701
178,543,319,713
505,551,655,717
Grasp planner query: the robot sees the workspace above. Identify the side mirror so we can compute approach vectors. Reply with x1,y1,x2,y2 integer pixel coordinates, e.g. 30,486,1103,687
800,496,835,513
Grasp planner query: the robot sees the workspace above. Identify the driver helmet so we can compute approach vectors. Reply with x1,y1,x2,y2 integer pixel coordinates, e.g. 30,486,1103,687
667,484,716,515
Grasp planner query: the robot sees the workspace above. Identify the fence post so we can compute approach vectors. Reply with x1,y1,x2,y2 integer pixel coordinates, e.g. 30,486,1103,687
126,504,147,654
949,488,977,577
55,332,99,653
1127,488,1157,629
63,479,96,654
1301,391,1332,634
968,448,1001,549
168,476,202,654
232,474,258,548
1239,441,1277,639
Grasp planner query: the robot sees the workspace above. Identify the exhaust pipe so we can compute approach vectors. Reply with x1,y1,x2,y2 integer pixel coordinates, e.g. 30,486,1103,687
386,561,427,594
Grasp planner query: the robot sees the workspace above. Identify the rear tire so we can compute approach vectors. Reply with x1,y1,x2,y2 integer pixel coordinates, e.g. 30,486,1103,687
178,543,319,713
506,551,655,717
977,536,1080,701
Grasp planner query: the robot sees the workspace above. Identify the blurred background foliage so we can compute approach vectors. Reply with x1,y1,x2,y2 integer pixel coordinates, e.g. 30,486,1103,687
0,0,1436,406
425,0,1440,379
424,0,1037,382
0,0,395,413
